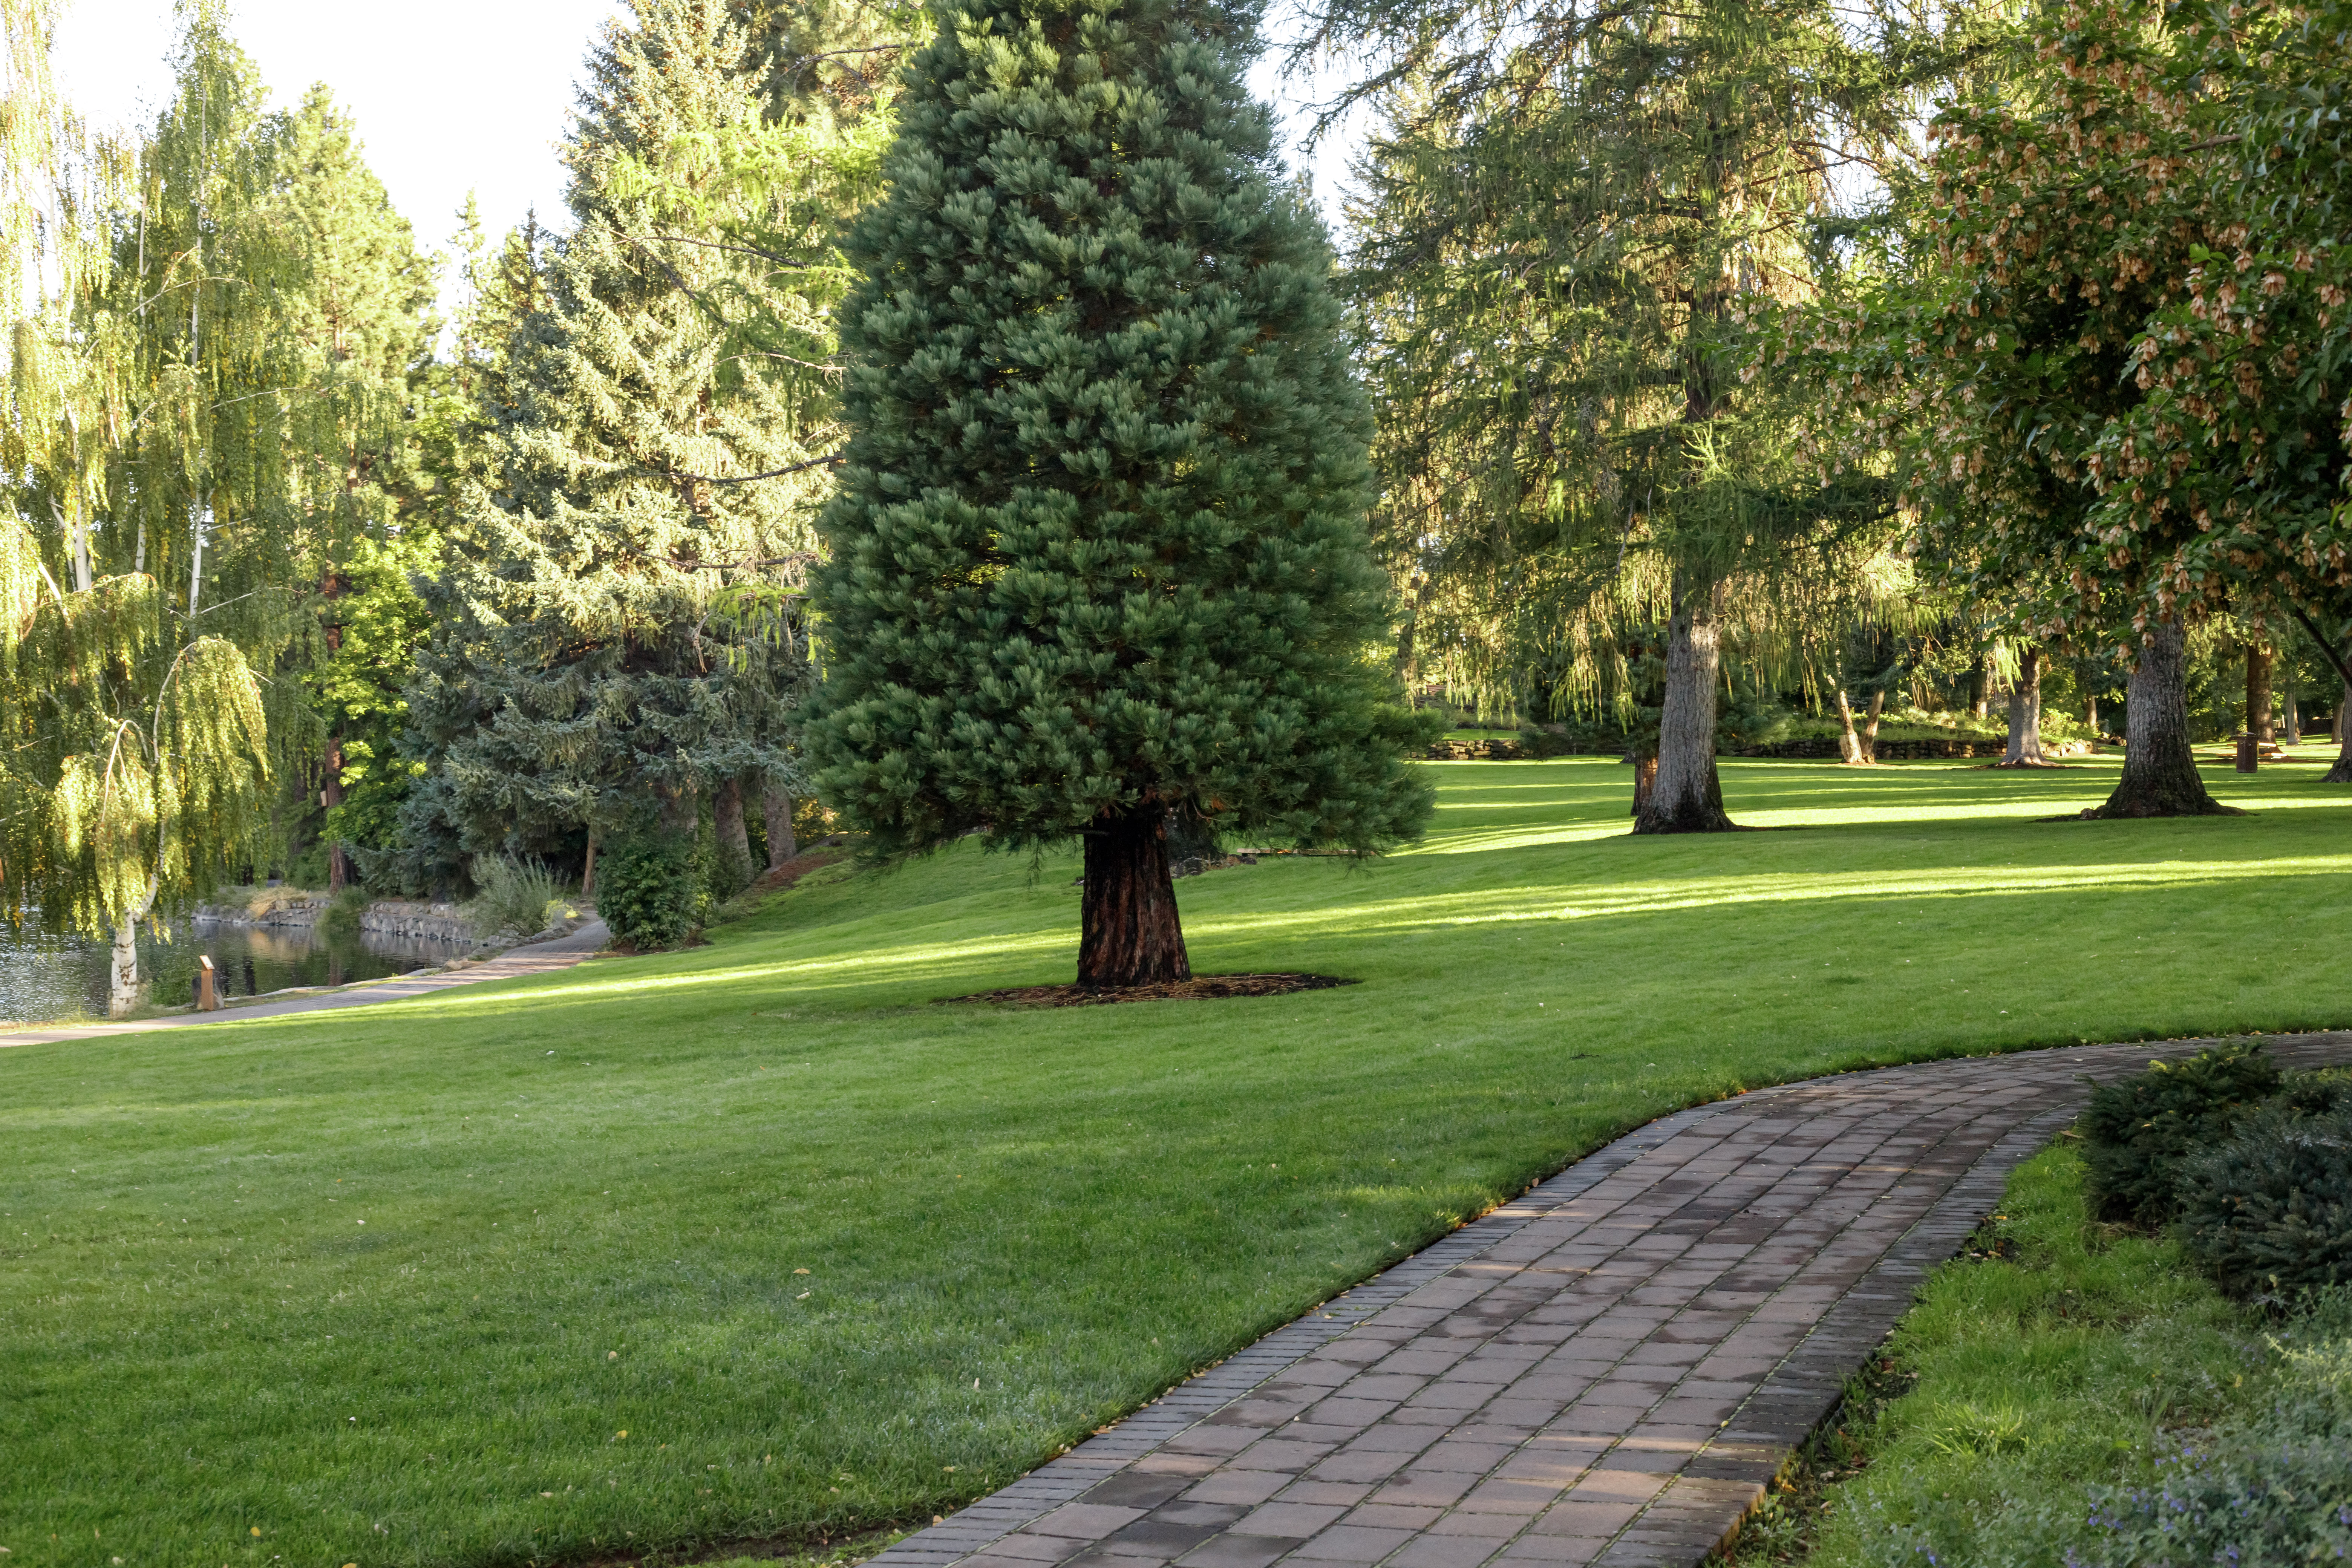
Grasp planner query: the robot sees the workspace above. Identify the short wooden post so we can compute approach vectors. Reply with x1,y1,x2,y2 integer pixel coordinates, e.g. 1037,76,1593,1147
2235,732,2258,773
194,954,218,1011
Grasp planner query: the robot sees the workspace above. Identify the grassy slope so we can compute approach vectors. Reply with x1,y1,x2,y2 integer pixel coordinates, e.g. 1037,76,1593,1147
6,752,2352,1568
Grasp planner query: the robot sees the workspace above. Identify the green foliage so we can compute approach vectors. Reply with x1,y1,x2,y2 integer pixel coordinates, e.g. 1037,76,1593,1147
801,0,1432,861
2179,1103,2352,1299
2079,1040,2280,1229
597,826,703,949
404,0,853,885
462,854,571,944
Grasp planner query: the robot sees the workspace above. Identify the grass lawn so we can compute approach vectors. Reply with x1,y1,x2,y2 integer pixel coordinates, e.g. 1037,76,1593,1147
6,750,2352,1568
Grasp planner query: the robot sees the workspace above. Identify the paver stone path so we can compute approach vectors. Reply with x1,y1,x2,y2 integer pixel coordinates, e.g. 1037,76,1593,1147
875,1032,2352,1568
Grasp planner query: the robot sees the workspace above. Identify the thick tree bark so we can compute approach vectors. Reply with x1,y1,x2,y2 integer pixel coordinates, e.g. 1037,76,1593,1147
1862,688,1885,756
1634,570,1735,833
1998,647,2049,766
2246,643,2274,743
1077,806,1190,986
1834,691,1868,764
714,776,753,888
322,734,348,893
2329,679,2352,783
1629,748,1658,816
2090,620,2231,816
763,780,798,868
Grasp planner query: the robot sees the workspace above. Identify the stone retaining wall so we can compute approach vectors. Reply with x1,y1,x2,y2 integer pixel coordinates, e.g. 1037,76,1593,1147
191,895,489,946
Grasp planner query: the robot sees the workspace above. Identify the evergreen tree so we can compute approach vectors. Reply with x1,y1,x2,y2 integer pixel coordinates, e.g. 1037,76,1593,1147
1331,0,1997,830
407,0,871,910
799,0,1433,986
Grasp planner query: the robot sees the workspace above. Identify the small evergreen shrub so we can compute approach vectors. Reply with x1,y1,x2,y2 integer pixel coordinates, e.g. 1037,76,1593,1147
464,856,570,943
2177,1105,2352,1298
597,831,701,951
2080,1041,2282,1228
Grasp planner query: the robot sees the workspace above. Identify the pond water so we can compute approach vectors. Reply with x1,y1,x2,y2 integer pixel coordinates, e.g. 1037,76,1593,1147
0,917,481,1025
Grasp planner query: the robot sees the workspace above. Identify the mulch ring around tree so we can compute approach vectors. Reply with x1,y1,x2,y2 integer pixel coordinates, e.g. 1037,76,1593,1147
942,974,1359,1008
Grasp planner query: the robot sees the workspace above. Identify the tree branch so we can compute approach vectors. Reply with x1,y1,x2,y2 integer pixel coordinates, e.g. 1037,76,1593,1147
665,450,844,485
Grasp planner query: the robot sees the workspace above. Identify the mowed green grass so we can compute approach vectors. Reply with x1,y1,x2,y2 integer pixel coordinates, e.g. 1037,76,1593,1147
6,751,2352,1568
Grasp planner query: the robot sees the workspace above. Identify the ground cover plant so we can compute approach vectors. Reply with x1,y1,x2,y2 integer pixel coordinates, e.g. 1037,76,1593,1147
7,753,2352,1566
1726,1147,2352,1568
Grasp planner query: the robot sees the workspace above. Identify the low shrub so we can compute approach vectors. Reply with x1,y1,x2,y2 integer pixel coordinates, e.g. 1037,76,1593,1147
464,856,570,943
597,830,702,950
2079,1041,2281,1228
320,885,371,938
2177,1105,2352,1298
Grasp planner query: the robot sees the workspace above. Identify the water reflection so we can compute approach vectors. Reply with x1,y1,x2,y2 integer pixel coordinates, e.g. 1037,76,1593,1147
0,916,481,1025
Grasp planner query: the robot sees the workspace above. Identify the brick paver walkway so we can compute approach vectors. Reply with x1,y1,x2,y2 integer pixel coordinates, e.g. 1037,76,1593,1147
873,1033,2352,1568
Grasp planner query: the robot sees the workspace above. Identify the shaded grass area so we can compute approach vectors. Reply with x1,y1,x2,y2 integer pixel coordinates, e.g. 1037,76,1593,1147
1723,1144,2263,1566
6,753,2352,1567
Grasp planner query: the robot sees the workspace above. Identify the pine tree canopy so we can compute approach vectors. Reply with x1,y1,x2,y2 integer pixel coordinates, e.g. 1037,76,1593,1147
801,0,1435,918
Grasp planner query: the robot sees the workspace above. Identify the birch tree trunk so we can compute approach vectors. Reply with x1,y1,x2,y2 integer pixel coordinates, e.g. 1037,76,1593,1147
2092,621,2231,815
1999,647,2049,766
1634,568,1735,833
106,877,159,1018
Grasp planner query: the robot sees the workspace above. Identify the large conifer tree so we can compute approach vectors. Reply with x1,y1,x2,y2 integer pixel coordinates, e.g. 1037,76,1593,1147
408,0,879,899
801,0,1433,986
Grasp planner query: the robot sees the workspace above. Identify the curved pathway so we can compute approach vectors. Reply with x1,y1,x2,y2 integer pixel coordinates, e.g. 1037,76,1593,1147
877,1032,2352,1568
0,920,610,1048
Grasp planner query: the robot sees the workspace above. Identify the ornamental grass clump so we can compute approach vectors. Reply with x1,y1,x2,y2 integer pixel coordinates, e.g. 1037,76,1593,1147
464,855,570,943
2079,1041,2281,1229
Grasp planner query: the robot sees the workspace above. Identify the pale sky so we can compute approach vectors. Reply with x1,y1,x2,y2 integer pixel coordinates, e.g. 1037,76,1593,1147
51,0,1362,297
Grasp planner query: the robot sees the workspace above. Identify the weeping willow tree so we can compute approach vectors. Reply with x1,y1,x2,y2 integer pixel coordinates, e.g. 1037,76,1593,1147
1330,0,1994,828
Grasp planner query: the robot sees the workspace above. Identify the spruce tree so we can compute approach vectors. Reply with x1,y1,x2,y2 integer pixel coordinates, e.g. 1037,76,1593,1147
409,0,864,908
800,0,1433,986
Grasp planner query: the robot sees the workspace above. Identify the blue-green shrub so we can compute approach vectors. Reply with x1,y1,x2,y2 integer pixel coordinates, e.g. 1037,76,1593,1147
2079,1041,2282,1228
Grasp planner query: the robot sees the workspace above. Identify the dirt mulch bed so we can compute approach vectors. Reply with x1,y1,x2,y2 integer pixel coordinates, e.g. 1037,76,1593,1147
943,973,1358,1008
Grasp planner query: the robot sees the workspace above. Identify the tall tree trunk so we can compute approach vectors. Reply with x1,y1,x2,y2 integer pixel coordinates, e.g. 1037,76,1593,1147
2245,642,2273,743
714,776,753,891
2283,669,2299,743
1862,688,1885,757
582,827,597,899
106,877,158,1018
1968,655,1989,719
1834,691,1868,764
1634,568,1735,833
2086,694,2099,733
322,733,348,893
2091,620,2231,816
1998,647,2048,766
763,779,798,868
1077,806,1190,986
659,781,698,842
2329,678,2352,783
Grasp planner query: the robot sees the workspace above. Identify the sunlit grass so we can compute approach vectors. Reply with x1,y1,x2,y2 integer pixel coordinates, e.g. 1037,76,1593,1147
3,753,2350,1568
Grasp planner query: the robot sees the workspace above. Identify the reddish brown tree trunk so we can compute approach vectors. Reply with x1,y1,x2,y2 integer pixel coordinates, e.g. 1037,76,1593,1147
2092,620,2231,816
1629,749,1658,816
1077,807,1190,987
1634,568,1735,833
322,735,348,892
763,779,797,868
2245,643,2274,743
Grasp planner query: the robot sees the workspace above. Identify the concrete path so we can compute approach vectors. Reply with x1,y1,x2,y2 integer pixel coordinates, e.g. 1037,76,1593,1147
875,1032,2352,1568
0,920,609,1048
